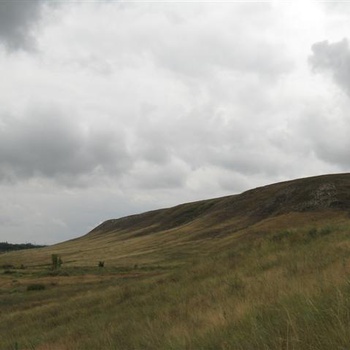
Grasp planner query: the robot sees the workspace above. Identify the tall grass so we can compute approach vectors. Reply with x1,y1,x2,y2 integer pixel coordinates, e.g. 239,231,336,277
1,222,350,349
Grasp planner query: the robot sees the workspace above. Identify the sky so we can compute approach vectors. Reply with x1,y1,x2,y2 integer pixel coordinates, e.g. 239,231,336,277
1,0,350,244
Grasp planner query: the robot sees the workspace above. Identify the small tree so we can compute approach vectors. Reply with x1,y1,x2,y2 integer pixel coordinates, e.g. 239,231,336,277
98,261,105,268
51,254,62,270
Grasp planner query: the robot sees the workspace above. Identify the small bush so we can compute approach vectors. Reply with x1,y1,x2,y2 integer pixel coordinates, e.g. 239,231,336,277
308,227,318,238
270,230,292,242
98,261,105,267
1,264,15,269
51,254,62,270
307,226,333,240
48,270,70,277
27,284,46,291
319,226,333,236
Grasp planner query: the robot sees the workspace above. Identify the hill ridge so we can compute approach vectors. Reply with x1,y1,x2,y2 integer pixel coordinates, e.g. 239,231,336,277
87,173,350,239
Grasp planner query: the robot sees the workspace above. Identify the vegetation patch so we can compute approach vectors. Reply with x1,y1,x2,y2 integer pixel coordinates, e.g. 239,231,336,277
270,229,293,242
1,264,15,269
26,284,46,291
0,222,349,349
0,242,46,253
1,173,350,349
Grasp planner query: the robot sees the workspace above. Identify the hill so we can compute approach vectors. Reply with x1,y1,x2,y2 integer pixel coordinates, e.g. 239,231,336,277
3,173,350,269
89,172,350,238
1,173,350,349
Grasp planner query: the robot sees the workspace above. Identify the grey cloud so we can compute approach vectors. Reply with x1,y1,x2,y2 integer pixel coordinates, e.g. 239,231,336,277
0,107,131,185
315,144,350,170
1,1,346,245
152,18,292,80
309,39,350,95
132,101,294,183
0,0,44,50
87,3,292,80
133,113,172,165
131,162,187,190
305,40,350,168
299,110,350,169
203,129,298,178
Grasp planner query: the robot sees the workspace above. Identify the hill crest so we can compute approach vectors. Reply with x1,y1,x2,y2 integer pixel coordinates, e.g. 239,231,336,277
88,173,350,239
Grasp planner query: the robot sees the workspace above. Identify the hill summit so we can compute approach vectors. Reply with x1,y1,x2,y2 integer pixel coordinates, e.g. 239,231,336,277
88,173,350,240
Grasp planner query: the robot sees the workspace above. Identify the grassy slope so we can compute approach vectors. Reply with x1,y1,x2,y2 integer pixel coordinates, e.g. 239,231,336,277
1,174,350,349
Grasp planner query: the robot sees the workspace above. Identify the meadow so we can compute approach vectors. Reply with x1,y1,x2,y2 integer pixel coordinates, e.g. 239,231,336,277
2,174,350,349
1,217,350,349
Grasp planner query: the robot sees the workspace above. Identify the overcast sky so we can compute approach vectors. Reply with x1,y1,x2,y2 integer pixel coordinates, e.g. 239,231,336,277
1,1,350,244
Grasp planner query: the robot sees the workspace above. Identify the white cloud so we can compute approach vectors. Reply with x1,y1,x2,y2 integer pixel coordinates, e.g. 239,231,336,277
1,2,350,244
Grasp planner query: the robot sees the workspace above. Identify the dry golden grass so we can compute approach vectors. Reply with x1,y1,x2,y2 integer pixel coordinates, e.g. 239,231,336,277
2,174,350,349
1,218,350,349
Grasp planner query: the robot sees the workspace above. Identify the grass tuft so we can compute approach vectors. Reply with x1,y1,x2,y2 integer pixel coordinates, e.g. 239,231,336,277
27,284,46,291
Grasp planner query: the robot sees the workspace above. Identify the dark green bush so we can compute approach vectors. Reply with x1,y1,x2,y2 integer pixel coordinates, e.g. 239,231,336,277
308,227,318,238
307,226,333,240
27,284,46,291
270,230,292,242
51,254,62,270
1,264,15,269
319,226,333,236
48,270,69,276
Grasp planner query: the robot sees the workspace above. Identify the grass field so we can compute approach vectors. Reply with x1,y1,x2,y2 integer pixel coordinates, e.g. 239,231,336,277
1,216,350,349
2,174,350,349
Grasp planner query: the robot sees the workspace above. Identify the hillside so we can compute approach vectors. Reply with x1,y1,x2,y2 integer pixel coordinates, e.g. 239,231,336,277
1,173,350,349
2,173,350,269
89,172,350,238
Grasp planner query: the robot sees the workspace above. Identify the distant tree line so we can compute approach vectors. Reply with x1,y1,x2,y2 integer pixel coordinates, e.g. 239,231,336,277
0,242,46,253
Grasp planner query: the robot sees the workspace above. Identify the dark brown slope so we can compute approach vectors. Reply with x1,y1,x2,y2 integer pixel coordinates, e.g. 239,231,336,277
88,173,350,238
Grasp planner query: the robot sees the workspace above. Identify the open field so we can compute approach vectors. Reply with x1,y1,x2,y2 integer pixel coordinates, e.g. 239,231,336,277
2,219,350,349
2,174,350,349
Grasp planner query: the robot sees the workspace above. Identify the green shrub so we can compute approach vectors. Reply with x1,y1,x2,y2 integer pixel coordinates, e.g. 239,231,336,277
1,264,15,269
48,270,69,277
308,227,318,238
270,230,292,242
51,254,62,270
319,226,333,236
27,284,46,291
307,226,333,240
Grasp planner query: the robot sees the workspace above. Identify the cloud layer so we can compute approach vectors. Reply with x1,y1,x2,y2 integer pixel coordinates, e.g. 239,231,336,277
310,38,350,95
0,0,44,50
0,2,350,243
